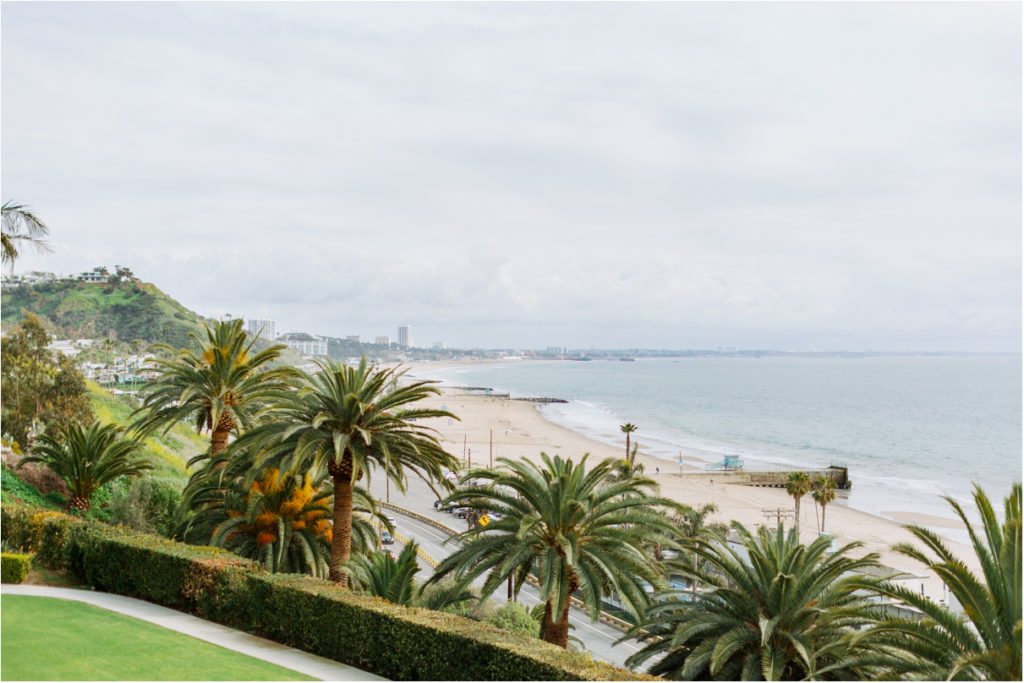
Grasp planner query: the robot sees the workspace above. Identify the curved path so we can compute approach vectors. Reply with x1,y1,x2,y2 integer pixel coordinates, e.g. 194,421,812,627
1,584,385,681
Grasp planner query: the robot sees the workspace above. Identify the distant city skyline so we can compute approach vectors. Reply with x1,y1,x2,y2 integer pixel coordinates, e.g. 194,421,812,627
2,3,1019,352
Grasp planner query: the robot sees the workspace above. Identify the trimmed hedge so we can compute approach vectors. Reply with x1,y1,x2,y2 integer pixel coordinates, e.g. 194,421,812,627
1,504,652,681
1,552,33,583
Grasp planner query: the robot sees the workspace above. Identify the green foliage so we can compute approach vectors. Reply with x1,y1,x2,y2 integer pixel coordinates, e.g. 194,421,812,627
1,552,33,583
132,318,298,457
489,600,541,637
861,484,1021,681
0,502,649,681
1,467,59,508
88,380,198,473
430,453,680,647
1,279,206,347
107,476,183,537
237,357,458,583
626,522,887,680
20,421,153,511
1,314,93,445
347,542,422,604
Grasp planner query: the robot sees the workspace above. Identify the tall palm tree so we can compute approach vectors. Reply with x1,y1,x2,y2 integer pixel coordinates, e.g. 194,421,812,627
1,200,51,270
812,475,837,533
786,471,812,537
620,423,638,460
19,421,152,511
625,522,887,680
860,484,1021,681
132,319,298,458
428,453,679,648
240,358,458,585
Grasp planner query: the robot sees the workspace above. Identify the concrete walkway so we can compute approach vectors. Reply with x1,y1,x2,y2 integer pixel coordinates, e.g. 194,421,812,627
1,584,385,681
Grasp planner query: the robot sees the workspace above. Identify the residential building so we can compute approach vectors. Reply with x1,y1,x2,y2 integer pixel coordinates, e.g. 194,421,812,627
397,325,412,349
246,318,277,341
284,337,328,357
375,336,391,346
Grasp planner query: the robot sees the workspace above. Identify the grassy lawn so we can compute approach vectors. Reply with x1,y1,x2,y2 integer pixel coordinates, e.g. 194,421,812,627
1,595,316,681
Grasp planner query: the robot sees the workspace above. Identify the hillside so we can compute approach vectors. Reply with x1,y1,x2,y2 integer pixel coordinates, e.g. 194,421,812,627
2,279,207,347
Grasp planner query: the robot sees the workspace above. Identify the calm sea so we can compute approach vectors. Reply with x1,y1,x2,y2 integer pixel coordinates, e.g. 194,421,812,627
424,356,1021,542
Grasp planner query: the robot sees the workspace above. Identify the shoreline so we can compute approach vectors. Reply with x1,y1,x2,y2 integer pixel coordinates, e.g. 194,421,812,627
404,360,985,604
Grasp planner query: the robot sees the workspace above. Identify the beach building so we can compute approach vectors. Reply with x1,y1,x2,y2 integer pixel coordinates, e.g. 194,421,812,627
283,337,328,357
398,325,412,349
245,318,276,341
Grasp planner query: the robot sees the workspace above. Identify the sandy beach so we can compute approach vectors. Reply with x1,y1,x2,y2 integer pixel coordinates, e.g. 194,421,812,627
403,361,983,605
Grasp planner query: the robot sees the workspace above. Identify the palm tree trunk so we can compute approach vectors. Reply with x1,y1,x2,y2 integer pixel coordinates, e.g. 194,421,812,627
329,474,354,586
794,497,801,537
814,499,821,532
820,502,827,533
210,428,230,457
542,598,572,648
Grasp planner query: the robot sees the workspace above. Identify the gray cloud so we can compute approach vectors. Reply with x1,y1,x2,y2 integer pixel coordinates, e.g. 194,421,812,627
2,1,1019,351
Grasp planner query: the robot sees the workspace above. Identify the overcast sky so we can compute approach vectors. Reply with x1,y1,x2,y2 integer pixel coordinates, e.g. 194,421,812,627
2,1,1020,351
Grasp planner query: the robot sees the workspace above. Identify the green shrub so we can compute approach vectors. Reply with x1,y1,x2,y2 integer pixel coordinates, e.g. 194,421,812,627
0,503,651,681
1,552,33,583
489,600,541,637
107,477,183,536
1,468,53,508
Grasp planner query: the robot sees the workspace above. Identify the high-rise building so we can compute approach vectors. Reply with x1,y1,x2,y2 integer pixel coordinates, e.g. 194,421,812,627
397,325,412,349
375,336,391,347
246,318,276,341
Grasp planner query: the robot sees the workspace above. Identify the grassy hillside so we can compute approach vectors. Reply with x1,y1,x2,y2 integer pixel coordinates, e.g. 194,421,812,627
87,381,207,474
2,279,207,347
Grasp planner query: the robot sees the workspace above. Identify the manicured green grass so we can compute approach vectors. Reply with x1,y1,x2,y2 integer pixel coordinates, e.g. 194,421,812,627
1,595,316,680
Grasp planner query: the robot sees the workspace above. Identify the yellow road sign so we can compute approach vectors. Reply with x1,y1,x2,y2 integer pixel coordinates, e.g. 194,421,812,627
478,514,490,526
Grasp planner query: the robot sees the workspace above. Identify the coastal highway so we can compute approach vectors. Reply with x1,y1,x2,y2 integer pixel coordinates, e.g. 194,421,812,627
368,476,645,670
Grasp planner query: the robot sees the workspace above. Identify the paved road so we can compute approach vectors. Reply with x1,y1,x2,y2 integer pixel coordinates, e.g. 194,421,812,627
1,584,384,681
368,473,644,670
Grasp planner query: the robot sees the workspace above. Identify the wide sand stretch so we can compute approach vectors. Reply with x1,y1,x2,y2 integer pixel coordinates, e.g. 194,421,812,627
403,361,982,605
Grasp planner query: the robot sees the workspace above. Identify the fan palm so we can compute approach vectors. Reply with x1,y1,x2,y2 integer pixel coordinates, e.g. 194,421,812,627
812,475,837,533
238,357,458,585
2,200,51,270
786,472,812,537
19,421,152,511
132,319,298,458
625,522,887,680
859,483,1021,681
428,453,679,648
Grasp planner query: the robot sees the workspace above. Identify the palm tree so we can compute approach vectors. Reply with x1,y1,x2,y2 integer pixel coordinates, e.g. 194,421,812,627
19,421,152,511
610,442,645,483
786,471,812,537
178,461,389,578
132,319,298,458
620,423,638,460
428,453,679,648
625,522,887,680
812,475,837,533
346,541,477,610
860,484,1021,680
662,502,729,591
2,200,51,270
239,358,458,585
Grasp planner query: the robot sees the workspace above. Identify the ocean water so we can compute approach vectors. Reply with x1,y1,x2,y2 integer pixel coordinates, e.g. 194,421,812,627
424,356,1022,543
